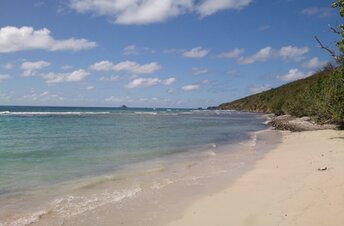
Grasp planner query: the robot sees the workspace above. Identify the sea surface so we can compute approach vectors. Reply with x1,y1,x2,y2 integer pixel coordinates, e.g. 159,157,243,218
0,106,272,225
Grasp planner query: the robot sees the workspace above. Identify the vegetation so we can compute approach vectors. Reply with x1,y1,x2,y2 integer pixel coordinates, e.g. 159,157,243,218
218,65,344,127
219,2,344,128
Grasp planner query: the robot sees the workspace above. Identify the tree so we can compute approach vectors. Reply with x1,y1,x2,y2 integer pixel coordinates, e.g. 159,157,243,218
315,0,344,63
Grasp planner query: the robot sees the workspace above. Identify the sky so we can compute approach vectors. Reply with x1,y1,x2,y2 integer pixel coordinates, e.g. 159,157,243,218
0,0,342,108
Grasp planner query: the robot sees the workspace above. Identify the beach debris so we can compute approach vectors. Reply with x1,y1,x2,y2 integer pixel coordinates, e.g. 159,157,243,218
317,167,328,171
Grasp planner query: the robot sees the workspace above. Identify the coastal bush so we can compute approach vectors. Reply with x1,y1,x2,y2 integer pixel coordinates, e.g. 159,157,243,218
219,65,344,128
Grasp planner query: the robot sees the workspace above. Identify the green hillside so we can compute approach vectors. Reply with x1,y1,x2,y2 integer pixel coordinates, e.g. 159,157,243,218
218,65,344,127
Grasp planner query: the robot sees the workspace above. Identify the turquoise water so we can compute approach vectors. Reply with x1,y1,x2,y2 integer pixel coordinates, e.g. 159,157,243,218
0,106,267,196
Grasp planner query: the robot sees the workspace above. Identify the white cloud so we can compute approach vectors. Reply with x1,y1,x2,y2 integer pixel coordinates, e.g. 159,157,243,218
123,45,154,55
192,67,209,75
277,68,312,82
105,96,127,103
278,46,309,61
182,84,200,91
300,7,332,17
183,47,209,58
235,46,309,64
126,77,176,88
42,69,90,84
21,91,65,102
114,61,161,74
90,60,161,74
0,74,10,82
249,84,271,94
90,60,114,71
70,0,194,25
99,75,120,81
238,47,273,64
69,0,252,25
182,80,207,91
0,26,97,53
162,77,176,85
86,85,94,90
127,78,161,88
197,0,252,17
21,61,50,77
301,57,327,69
123,45,139,55
217,48,244,59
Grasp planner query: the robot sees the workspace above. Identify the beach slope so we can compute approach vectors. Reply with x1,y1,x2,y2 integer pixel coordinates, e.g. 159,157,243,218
167,130,344,226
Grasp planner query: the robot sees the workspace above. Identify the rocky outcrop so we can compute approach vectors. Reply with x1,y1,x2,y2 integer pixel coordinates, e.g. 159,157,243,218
267,115,337,132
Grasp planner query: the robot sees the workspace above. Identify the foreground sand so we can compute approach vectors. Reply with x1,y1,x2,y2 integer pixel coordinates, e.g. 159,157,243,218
167,130,344,226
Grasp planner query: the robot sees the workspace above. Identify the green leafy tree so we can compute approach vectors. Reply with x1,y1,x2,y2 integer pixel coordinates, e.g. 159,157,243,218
315,1,344,63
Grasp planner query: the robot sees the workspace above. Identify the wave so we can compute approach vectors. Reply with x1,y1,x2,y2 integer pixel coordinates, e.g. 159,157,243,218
0,111,111,116
0,210,48,226
52,187,142,218
134,112,158,115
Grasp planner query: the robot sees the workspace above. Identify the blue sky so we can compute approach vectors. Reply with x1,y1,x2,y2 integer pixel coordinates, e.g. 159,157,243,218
0,0,341,108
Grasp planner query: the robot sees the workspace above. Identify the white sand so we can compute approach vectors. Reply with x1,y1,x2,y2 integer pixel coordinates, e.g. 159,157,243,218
167,130,344,226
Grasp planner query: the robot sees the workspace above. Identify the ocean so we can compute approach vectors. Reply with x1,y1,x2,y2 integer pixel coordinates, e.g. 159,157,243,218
0,106,275,225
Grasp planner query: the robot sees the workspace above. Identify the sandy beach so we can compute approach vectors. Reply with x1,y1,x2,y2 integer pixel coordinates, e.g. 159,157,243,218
167,130,344,226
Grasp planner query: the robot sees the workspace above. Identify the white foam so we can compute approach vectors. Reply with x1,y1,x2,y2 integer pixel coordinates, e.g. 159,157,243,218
2,210,47,226
248,133,258,148
52,187,142,218
150,179,173,190
134,112,158,115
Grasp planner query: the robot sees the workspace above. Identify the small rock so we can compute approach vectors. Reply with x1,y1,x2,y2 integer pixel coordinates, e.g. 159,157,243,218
317,167,327,171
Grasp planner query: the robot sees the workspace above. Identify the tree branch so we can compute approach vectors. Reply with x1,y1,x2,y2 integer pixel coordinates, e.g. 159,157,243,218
328,24,341,34
314,35,340,61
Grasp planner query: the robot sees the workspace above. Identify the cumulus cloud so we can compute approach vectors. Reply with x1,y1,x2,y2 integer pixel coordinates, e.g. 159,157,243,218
300,7,332,17
181,84,200,91
21,61,50,77
217,48,244,59
238,47,273,64
234,46,309,64
301,57,327,69
162,77,176,85
197,0,252,17
183,47,209,58
249,84,271,94
69,0,252,25
192,67,209,75
69,0,193,25
277,68,312,82
42,69,90,84
90,60,161,74
0,74,10,82
278,46,309,61
0,26,97,53
126,77,176,88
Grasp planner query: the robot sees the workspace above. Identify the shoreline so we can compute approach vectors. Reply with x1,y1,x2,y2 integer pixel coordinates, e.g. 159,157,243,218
166,129,344,226
0,126,281,226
